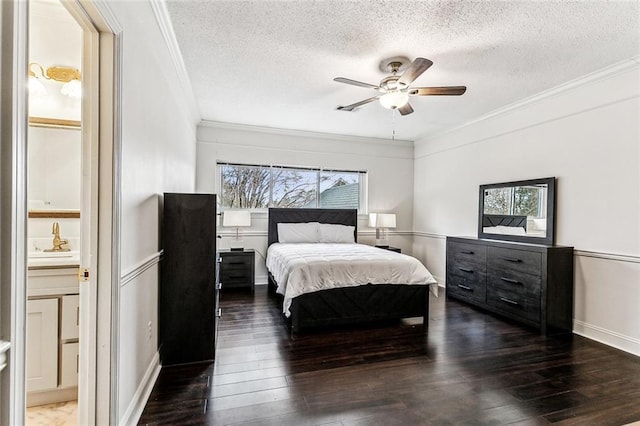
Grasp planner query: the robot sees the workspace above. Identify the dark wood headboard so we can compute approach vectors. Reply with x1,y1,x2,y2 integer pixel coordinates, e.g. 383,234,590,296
482,214,527,229
268,208,358,246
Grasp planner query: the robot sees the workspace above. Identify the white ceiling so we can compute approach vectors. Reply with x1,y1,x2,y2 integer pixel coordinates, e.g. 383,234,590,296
165,1,640,142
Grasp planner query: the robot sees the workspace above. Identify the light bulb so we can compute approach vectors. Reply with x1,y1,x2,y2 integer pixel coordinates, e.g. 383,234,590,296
61,79,82,99
28,75,46,97
379,91,409,110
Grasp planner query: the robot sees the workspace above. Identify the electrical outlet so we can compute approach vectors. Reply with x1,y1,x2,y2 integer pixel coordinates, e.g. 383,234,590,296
147,321,152,340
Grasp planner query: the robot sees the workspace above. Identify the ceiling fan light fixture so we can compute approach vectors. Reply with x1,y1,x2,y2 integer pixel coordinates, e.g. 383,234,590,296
379,91,409,110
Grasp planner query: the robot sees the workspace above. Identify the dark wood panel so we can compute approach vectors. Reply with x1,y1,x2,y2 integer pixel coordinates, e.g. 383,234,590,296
446,236,573,334
160,193,217,365
447,240,487,265
488,246,542,276
139,286,640,426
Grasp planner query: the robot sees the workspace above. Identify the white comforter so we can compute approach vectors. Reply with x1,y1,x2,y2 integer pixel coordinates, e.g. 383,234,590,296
266,243,438,316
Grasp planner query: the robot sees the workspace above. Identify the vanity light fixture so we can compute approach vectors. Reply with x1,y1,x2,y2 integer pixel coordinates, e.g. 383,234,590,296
369,212,396,247
222,210,251,251
28,62,82,99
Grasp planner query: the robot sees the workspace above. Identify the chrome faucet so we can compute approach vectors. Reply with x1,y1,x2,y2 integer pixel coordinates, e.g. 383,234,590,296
44,222,70,252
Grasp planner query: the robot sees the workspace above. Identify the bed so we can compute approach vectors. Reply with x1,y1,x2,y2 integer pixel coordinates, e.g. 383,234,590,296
266,208,437,334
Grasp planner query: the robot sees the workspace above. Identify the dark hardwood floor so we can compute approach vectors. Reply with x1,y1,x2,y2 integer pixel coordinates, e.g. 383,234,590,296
139,286,640,425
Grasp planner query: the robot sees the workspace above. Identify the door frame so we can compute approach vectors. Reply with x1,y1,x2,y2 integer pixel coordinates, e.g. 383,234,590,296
65,1,123,423
1,0,122,424
0,1,29,425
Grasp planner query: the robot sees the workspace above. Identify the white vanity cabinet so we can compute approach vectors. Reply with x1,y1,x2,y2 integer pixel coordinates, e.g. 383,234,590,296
26,298,59,391
26,266,79,406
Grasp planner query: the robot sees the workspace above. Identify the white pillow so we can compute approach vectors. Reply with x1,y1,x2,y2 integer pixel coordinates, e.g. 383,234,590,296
483,226,502,234
318,223,355,243
497,225,527,235
277,222,320,243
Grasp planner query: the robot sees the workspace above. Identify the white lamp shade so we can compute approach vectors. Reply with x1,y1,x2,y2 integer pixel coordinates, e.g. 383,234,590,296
375,213,396,228
368,213,377,228
61,79,82,99
379,91,409,110
222,210,251,227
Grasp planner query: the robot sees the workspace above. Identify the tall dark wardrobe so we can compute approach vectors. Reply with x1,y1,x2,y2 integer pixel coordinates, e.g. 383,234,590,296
160,193,218,365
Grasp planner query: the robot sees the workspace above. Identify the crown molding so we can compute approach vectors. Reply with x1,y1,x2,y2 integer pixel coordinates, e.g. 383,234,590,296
199,120,414,147
418,56,640,146
149,0,200,125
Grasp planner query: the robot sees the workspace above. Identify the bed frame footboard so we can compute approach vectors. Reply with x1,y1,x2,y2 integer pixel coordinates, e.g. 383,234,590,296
288,284,429,334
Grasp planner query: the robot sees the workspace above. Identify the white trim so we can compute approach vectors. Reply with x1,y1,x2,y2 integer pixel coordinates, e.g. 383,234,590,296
118,351,161,426
573,320,640,357
217,230,413,238
149,0,200,124
419,56,640,146
574,250,640,264
199,120,414,147
413,233,640,264
1,1,29,424
413,232,447,240
121,251,163,287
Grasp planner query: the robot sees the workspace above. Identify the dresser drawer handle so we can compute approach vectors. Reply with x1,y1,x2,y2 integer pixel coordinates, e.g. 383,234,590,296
460,250,474,255
216,308,222,318
500,297,519,306
500,277,520,285
502,257,522,263
458,267,473,273
457,284,473,291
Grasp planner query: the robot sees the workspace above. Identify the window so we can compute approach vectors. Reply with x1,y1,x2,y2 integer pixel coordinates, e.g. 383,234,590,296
484,185,545,218
218,162,366,211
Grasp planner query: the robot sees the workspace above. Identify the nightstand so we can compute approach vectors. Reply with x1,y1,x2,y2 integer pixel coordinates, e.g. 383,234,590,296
376,246,401,253
218,249,255,292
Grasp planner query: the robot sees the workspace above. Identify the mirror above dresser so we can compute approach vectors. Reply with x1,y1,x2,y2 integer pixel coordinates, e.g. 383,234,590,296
478,177,555,245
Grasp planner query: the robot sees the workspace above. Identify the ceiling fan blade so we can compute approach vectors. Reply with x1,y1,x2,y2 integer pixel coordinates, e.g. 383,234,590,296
398,58,433,86
409,86,467,96
334,77,379,89
398,103,414,116
336,96,379,112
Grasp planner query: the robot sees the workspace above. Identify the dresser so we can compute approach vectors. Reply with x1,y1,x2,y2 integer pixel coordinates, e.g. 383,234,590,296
218,249,255,292
446,236,574,334
160,193,219,365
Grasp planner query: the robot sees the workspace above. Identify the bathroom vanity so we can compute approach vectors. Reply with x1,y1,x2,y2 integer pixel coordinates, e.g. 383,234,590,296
26,255,79,407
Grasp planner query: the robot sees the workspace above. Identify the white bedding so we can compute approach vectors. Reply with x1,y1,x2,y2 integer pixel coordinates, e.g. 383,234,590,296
266,243,438,316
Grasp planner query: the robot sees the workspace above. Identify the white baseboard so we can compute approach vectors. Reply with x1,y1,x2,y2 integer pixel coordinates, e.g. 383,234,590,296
119,351,161,426
573,320,640,357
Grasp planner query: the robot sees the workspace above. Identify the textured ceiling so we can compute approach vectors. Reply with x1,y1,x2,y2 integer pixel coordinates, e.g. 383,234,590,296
165,0,639,141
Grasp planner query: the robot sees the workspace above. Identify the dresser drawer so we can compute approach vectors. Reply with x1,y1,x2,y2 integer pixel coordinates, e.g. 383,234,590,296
447,241,487,265
486,276,541,323
446,261,487,304
487,247,541,276
221,256,252,267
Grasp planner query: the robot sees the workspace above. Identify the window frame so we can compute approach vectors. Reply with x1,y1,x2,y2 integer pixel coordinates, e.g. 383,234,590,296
217,161,368,213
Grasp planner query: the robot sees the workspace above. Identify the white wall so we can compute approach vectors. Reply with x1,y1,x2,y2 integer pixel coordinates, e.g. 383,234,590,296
196,122,415,283
106,1,199,421
413,58,640,355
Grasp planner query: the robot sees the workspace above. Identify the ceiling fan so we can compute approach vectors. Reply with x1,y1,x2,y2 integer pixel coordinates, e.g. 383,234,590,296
334,56,466,116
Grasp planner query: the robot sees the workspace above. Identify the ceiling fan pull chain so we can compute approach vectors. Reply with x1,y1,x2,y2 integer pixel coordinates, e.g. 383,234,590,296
391,109,397,141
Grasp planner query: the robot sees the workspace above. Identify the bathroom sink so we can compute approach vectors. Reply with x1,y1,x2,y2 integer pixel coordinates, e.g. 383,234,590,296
29,250,79,258
28,251,80,268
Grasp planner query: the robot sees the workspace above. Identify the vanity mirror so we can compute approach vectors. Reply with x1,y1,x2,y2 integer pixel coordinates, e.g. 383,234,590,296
478,177,555,245
28,117,81,219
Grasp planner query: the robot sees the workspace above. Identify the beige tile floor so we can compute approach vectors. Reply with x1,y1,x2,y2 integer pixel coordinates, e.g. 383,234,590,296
26,401,77,426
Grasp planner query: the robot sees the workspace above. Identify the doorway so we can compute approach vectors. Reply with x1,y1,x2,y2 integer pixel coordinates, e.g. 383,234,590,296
25,1,83,423
1,0,120,424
